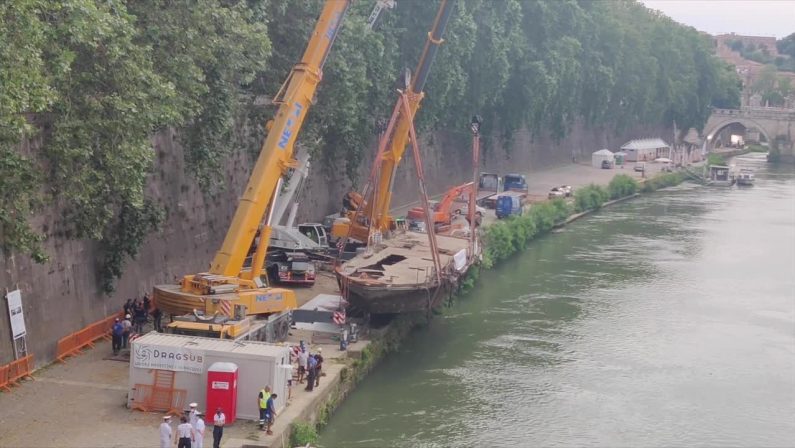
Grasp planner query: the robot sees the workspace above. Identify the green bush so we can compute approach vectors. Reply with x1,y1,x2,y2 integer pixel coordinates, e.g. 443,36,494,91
607,174,638,199
707,153,726,166
483,198,572,267
291,421,318,446
573,184,610,212
640,172,686,193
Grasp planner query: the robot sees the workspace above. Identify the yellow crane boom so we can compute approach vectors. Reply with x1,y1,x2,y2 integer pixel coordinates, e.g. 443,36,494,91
154,0,352,317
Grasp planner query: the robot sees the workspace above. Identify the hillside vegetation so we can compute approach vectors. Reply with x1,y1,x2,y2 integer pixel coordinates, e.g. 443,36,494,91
0,0,740,291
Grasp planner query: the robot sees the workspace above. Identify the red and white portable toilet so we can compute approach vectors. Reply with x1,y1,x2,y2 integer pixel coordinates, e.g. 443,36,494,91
206,362,238,424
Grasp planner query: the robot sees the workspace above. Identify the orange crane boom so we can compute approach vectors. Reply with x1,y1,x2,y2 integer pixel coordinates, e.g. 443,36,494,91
332,0,456,243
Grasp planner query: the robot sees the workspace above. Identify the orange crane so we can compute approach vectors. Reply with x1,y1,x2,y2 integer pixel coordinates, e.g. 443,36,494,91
154,0,352,318
331,0,455,243
406,182,475,225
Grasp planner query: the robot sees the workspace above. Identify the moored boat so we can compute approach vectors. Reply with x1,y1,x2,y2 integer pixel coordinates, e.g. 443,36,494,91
736,168,755,186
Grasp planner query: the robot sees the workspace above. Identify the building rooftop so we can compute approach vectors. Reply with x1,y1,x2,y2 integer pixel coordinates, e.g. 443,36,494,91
132,331,290,357
621,138,670,151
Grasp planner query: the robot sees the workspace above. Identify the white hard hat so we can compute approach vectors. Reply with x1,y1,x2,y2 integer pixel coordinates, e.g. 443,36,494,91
189,402,198,408
163,415,171,420
317,347,323,353
125,314,131,319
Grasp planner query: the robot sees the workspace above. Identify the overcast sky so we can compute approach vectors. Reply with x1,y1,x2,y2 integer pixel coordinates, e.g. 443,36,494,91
640,0,795,39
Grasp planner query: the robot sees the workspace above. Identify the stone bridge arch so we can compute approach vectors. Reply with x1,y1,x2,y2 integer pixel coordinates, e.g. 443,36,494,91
703,116,771,149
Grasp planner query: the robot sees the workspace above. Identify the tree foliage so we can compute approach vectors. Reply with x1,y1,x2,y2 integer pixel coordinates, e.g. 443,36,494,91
0,0,270,291
1,0,741,291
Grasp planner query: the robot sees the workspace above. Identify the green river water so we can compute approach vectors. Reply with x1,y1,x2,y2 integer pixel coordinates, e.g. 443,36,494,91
321,153,795,447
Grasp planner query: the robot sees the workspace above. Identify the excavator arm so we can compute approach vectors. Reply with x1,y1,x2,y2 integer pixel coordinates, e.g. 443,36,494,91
406,182,473,224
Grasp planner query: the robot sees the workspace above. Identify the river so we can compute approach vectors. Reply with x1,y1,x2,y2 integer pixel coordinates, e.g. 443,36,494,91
320,153,795,447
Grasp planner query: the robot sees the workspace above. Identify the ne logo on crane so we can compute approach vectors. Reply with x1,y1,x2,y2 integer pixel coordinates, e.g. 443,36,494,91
278,103,304,150
325,11,341,39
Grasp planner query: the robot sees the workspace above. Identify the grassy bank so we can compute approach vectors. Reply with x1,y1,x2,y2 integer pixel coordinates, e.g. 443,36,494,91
482,172,684,269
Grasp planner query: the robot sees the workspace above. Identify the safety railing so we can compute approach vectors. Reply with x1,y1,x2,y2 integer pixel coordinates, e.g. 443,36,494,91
131,384,187,415
0,355,35,392
0,365,10,392
56,312,123,362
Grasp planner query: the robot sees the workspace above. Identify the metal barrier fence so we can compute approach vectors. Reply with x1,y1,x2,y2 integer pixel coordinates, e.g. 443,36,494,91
0,355,35,392
130,384,187,415
56,312,122,363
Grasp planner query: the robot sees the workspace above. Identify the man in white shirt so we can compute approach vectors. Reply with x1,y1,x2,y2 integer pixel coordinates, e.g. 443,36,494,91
175,416,194,448
194,412,206,448
159,415,172,448
297,349,308,383
212,408,226,448
189,402,199,427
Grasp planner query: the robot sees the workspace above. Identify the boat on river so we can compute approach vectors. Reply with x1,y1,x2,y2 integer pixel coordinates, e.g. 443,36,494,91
336,229,479,314
736,168,755,186
706,165,736,186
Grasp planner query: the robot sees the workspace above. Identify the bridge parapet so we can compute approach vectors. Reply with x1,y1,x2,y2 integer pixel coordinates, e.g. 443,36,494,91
712,107,795,121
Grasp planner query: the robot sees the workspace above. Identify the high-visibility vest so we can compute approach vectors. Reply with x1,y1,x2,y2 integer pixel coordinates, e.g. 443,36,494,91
259,390,268,409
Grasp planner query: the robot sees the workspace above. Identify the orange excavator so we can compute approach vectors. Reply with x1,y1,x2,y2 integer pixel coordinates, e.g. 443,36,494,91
406,182,475,225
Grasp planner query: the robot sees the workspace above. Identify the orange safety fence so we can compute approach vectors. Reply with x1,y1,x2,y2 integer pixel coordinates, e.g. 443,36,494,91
7,355,34,384
131,384,187,416
0,365,10,392
0,355,34,392
56,312,123,363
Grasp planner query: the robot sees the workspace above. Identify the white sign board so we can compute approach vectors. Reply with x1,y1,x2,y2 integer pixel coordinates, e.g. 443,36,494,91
132,343,205,374
6,290,26,338
212,381,229,390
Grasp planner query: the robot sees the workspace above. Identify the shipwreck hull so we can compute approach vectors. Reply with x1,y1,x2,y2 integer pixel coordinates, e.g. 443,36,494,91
340,277,453,314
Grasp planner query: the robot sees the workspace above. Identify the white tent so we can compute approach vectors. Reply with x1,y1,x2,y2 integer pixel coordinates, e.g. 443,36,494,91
591,149,615,168
620,138,670,162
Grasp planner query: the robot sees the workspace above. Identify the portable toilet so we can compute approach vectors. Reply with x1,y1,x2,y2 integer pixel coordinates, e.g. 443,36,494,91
206,362,239,424
614,151,626,166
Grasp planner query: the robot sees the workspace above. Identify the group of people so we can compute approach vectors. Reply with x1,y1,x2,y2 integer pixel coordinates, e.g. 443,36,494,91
123,293,164,333
293,341,324,392
159,403,226,448
112,294,165,354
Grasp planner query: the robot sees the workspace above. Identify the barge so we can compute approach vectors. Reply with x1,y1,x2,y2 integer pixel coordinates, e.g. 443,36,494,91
336,230,478,314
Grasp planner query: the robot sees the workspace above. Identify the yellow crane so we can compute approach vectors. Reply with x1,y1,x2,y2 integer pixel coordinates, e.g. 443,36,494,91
331,0,455,244
154,0,352,318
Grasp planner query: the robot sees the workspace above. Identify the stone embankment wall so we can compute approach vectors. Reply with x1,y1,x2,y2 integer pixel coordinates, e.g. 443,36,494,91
0,121,666,365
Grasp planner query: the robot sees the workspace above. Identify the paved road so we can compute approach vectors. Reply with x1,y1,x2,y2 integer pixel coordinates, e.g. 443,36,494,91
390,160,666,220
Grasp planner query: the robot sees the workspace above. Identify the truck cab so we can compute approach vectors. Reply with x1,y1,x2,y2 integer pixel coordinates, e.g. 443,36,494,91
496,195,522,219
503,174,528,192
478,173,501,193
298,223,328,247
